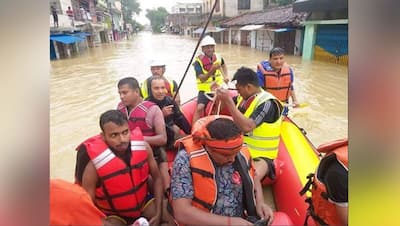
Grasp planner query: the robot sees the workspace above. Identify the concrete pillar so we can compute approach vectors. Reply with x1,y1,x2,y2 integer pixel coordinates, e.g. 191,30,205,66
53,41,60,60
75,42,80,54
302,24,317,60
228,29,232,45
66,44,71,57
250,30,256,48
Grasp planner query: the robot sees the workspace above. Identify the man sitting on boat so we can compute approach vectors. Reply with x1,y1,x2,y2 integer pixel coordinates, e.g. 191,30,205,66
192,35,229,125
216,67,284,186
116,77,170,191
141,59,181,106
74,110,164,225
170,115,274,225
144,75,191,151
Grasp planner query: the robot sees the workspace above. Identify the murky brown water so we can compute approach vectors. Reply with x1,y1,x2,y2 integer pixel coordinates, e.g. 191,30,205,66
50,32,347,181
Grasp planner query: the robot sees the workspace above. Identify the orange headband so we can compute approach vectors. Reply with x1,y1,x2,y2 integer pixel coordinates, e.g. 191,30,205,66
203,135,243,156
191,115,243,156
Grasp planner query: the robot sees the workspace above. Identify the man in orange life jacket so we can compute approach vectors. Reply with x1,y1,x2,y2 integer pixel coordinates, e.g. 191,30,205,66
116,77,171,192
256,47,299,116
301,139,348,226
192,35,229,124
74,110,163,225
170,115,274,226
216,67,283,190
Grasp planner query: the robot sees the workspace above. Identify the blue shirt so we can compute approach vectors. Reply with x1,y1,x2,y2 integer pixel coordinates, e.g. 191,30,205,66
170,149,244,216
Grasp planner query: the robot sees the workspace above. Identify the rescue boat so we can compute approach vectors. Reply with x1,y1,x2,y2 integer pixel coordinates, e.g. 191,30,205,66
166,93,321,225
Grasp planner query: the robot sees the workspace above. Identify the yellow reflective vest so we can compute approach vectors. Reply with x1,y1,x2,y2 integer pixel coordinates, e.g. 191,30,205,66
194,53,224,92
236,91,283,159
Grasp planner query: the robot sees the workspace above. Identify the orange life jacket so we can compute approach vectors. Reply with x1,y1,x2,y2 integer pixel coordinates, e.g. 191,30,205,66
81,128,149,218
301,138,348,225
257,63,292,102
175,115,257,213
177,137,256,212
117,101,156,136
50,179,105,226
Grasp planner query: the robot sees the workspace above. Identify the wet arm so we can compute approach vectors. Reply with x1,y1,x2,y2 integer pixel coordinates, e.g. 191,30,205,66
144,106,167,146
289,68,299,105
253,166,274,224
290,89,299,106
81,161,98,202
194,61,218,83
216,89,256,133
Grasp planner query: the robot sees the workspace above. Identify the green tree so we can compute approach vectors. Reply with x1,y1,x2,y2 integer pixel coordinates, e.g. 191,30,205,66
121,0,141,29
146,7,168,33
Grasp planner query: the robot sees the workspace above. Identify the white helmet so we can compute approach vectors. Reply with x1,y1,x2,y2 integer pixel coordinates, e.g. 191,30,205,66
150,59,166,67
200,35,216,47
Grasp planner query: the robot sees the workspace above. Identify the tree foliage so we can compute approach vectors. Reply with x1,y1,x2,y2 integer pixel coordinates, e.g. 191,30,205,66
122,0,141,26
146,7,168,33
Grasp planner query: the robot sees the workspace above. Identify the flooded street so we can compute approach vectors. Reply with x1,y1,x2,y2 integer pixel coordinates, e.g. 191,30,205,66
50,32,347,181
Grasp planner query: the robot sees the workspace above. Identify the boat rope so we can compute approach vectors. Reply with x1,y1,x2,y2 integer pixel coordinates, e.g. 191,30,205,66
172,0,219,103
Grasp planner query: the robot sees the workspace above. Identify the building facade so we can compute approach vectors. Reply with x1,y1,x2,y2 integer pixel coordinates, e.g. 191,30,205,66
293,0,348,65
167,1,203,36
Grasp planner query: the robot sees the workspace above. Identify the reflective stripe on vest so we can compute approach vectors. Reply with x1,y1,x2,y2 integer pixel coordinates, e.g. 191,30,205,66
236,91,282,159
194,53,223,92
261,65,292,102
311,143,348,225
83,129,149,218
117,101,156,136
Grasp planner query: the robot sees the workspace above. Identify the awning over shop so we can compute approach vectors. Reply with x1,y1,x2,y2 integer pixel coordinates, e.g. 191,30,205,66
50,35,84,44
193,27,226,34
266,28,295,32
239,24,264,30
72,32,91,38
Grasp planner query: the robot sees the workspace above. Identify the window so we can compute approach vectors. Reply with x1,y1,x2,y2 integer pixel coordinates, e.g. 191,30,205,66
238,0,250,10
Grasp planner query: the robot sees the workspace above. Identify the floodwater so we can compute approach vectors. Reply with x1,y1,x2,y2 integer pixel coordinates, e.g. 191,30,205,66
50,32,347,181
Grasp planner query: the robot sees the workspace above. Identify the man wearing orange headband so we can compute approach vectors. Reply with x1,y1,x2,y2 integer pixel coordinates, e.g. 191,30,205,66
170,115,274,225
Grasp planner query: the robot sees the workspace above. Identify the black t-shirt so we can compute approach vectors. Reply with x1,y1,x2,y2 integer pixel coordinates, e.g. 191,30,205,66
323,159,348,203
